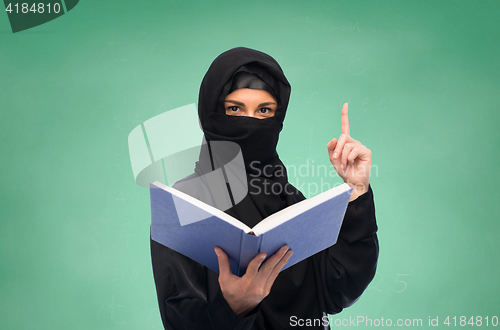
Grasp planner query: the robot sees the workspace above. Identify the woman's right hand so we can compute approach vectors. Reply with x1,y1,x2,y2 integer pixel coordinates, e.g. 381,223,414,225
214,245,293,316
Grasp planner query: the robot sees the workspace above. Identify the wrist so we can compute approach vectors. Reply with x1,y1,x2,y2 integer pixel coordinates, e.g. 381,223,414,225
221,290,259,317
347,182,369,202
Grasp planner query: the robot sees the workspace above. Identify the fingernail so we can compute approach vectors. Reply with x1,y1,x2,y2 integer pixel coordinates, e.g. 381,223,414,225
282,245,289,251
333,152,338,158
340,163,344,169
214,247,220,256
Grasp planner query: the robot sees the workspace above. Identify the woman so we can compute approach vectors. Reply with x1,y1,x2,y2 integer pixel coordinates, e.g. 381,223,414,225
151,47,378,329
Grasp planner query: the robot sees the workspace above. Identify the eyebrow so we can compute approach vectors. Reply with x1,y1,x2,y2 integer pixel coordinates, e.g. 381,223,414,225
224,100,277,107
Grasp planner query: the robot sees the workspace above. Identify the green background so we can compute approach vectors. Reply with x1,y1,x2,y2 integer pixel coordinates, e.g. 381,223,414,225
1,0,499,329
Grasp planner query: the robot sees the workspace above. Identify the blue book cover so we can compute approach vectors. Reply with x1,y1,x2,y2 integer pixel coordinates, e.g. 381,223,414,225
150,181,352,276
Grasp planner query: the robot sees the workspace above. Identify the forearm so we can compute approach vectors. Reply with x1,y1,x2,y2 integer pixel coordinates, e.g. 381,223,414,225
322,184,379,312
207,290,260,330
151,239,258,330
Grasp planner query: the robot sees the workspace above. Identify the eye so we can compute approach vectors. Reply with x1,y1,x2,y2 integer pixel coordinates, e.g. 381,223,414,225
227,106,241,112
259,107,271,114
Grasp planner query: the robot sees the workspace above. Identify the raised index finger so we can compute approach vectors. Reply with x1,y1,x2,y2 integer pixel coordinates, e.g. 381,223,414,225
341,102,350,136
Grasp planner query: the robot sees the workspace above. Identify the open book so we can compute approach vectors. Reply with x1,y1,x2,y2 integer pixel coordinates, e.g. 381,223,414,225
150,181,352,276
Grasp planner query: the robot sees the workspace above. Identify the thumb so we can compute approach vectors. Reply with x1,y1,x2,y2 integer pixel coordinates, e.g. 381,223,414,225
327,139,341,165
215,247,231,279
327,138,337,153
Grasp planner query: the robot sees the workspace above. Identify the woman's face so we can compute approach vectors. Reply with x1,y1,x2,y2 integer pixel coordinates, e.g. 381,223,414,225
224,88,277,119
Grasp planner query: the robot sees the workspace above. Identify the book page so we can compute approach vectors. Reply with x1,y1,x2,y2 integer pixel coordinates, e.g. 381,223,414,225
152,181,252,232
251,183,352,236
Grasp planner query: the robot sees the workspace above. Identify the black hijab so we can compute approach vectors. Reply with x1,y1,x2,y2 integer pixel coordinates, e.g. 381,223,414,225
196,47,305,228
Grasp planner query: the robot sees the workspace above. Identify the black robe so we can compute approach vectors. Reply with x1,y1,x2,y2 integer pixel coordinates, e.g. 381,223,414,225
150,47,379,329
151,185,378,329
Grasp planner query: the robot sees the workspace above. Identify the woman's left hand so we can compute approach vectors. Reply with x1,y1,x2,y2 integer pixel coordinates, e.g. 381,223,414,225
327,102,372,201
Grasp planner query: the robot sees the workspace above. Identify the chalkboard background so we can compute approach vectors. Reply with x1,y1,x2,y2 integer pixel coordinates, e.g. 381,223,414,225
1,1,499,329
